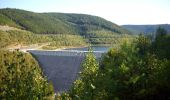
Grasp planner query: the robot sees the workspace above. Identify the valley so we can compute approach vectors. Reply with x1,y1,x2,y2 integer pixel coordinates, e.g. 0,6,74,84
0,8,170,100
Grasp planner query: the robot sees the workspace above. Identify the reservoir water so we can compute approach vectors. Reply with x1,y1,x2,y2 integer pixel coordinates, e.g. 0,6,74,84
64,46,111,52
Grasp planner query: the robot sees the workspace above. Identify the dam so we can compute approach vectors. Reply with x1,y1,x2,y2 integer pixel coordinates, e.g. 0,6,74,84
28,50,106,93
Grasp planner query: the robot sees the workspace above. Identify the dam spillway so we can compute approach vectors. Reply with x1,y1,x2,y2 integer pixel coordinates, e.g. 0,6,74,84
28,50,105,93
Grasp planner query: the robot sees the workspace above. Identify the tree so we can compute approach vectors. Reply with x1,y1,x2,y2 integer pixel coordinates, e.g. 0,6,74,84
70,50,99,100
0,50,54,99
156,27,167,39
100,36,170,99
152,27,170,59
57,32,170,100
136,34,151,55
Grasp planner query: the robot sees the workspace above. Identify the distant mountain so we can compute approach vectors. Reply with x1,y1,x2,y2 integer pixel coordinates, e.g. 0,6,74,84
0,8,130,35
122,24,170,34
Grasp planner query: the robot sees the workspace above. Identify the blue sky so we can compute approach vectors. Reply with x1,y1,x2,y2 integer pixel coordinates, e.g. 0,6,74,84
0,0,170,25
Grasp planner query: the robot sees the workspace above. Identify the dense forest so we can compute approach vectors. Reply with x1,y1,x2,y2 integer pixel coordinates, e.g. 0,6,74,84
56,27,170,100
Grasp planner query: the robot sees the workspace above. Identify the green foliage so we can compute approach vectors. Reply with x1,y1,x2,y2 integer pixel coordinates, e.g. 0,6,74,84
86,30,133,46
99,37,170,99
70,51,99,100
55,93,72,100
47,13,131,35
136,34,151,55
0,31,11,48
64,29,170,99
152,28,170,59
0,29,87,49
155,27,167,38
0,8,130,35
43,34,87,49
0,50,54,99
0,26,133,49
100,45,164,100
0,14,20,28
0,30,51,48
0,8,75,34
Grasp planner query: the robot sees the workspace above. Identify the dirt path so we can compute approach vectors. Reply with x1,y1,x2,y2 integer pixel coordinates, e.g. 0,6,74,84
8,42,51,52
0,25,19,31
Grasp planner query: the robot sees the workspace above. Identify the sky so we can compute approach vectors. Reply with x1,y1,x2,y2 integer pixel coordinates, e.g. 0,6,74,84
0,0,170,25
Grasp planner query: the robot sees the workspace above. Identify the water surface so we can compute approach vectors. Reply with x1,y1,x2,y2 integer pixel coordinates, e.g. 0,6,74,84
64,46,110,52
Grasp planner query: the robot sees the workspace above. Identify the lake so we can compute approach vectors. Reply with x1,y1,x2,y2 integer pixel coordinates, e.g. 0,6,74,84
64,46,111,52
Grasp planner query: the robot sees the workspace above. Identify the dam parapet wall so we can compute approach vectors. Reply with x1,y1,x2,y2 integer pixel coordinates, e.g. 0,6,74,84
28,50,105,58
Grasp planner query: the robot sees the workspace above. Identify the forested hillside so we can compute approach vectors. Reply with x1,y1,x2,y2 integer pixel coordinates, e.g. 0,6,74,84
0,27,87,49
0,8,130,35
0,8,132,47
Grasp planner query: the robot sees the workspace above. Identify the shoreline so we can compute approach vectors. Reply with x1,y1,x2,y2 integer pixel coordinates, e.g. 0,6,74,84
55,46,88,51
24,45,88,52
6,43,112,52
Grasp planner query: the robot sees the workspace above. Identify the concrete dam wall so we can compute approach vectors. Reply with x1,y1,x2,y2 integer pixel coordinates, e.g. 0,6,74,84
28,50,104,93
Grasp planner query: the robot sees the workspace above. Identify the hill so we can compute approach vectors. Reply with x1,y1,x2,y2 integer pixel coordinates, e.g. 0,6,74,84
0,8,130,35
0,8,132,47
122,24,170,34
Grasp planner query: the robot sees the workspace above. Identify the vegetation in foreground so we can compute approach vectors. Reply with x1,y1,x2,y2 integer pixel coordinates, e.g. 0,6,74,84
0,50,54,99
57,27,170,100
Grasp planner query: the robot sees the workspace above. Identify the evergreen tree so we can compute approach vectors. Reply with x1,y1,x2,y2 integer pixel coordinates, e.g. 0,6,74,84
70,50,99,100
156,27,167,39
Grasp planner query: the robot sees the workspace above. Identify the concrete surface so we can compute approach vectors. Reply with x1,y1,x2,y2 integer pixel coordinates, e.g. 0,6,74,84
29,50,104,93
